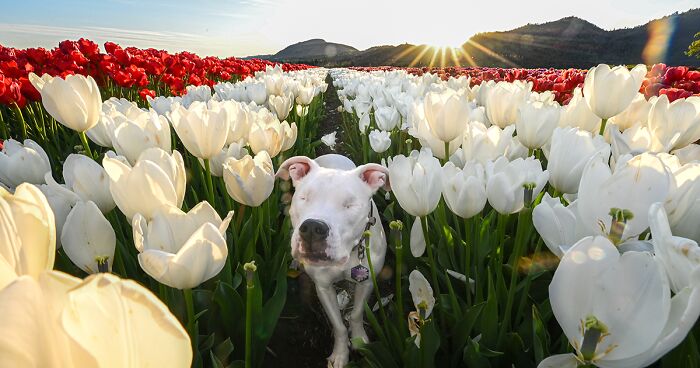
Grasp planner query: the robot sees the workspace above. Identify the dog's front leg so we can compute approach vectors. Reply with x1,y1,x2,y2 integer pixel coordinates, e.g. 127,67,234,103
349,281,372,345
316,284,349,368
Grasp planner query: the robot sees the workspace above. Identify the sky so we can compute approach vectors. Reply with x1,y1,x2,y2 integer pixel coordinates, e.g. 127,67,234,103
0,0,698,57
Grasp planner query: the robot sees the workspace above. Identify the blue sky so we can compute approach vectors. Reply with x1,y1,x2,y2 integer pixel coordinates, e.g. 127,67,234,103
0,0,698,57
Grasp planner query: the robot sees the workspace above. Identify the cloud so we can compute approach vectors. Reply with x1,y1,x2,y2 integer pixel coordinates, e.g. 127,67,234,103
0,23,236,57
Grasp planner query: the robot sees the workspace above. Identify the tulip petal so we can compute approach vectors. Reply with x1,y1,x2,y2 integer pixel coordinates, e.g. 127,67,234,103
537,354,579,368
61,273,192,368
410,217,426,257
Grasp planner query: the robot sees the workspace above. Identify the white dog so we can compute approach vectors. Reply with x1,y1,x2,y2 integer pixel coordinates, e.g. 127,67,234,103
277,154,389,368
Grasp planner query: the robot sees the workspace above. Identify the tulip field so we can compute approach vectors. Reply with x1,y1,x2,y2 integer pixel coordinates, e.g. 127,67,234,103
2,38,700,368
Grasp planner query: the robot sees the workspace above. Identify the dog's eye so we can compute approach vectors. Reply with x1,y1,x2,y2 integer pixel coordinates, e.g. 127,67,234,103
343,201,357,209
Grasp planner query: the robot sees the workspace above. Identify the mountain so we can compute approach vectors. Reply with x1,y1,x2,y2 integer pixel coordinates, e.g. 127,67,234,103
255,9,700,68
247,39,358,62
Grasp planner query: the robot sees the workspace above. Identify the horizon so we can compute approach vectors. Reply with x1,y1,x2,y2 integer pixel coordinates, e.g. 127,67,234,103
0,0,698,58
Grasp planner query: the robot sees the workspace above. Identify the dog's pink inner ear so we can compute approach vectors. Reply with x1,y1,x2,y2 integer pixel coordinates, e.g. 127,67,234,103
360,167,390,192
288,162,311,182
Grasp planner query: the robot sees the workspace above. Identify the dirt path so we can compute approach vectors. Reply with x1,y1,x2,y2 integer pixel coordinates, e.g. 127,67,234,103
315,73,347,157
264,73,346,368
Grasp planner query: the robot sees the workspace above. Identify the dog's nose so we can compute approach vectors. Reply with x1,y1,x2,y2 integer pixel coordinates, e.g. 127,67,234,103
299,219,329,242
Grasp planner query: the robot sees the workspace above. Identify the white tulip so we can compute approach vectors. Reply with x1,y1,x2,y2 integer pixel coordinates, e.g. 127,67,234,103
540,235,700,368
109,109,172,165
547,127,611,194
486,156,549,214
457,122,515,165
0,139,51,188
558,87,601,133
198,141,249,177
388,148,442,217
577,153,672,243
321,132,337,150
650,202,700,293
515,101,561,150
441,161,487,218
103,148,186,220
607,93,652,131
583,64,647,119
38,173,80,246
170,101,230,159
375,105,401,131
29,73,102,132
210,100,250,145
268,94,293,120
410,117,461,160
485,81,531,128
422,89,471,143
63,154,115,213
182,85,212,107
533,194,583,257
296,85,315,105
280,121,298,152
61,201,116,274
673,144,700,165
147,95,183,115
0,183,55,288
647,95,700,151
369,129,391,153
666,163,700,244
222,151,275,207
248,113,284,158
246,82,268,105
0,271,192,367
408,270,435,318
133,202,233,289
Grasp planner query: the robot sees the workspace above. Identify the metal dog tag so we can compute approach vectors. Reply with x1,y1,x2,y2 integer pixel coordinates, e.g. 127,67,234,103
350,264,369,283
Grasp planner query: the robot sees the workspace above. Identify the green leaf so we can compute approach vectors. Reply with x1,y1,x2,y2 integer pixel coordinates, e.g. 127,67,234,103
480,270,499,348
532,304,550,363
452,302,485,350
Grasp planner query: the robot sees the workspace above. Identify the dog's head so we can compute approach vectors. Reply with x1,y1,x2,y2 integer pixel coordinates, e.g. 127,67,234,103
277,156,390,266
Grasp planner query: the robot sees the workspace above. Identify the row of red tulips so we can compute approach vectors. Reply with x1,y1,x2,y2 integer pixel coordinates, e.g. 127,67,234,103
0,38,315,108
350,63,700,104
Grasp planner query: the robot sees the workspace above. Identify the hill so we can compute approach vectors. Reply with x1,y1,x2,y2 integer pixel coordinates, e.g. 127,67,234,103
247,39,358,62
256,9,700,68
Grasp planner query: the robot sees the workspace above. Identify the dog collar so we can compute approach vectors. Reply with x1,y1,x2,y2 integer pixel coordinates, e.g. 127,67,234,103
350,200,375,283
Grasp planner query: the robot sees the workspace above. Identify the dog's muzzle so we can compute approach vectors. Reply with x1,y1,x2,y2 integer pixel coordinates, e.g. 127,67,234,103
298,219,331,261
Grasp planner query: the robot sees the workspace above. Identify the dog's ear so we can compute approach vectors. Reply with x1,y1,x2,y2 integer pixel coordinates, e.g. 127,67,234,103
354,163,391,193
276,156,319,186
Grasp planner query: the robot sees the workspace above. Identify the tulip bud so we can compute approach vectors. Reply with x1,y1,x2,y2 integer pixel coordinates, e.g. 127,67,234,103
244,261,257,287
389,220,404,231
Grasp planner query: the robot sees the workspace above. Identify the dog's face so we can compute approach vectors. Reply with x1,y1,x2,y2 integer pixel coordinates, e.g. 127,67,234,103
277,157,389,266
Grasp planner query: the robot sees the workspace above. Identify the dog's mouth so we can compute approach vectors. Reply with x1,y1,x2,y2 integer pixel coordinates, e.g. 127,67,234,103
294,241,349,266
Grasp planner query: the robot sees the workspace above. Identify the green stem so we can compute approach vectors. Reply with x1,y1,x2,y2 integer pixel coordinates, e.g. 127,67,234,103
13,103,27,140
183,288,196,347
444,141,450,164
78,131,94,160
497,207,532,346
365,234,388,326
598,118,608,135
394,232,404,324
245,276,254,368
420,216,441,296
464,217,473,306
495,213,509,267
203,159,215,205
